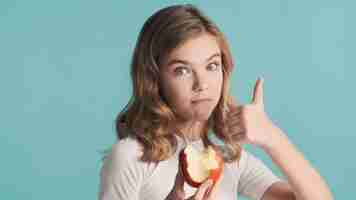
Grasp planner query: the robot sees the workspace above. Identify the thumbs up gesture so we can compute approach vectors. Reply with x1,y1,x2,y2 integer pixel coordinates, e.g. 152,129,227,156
228,77,282,149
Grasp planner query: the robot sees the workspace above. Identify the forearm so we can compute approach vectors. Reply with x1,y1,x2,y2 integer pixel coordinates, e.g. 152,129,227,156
262,127,334,200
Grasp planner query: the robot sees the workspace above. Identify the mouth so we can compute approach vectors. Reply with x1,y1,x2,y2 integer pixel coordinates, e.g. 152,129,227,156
191,98,212,103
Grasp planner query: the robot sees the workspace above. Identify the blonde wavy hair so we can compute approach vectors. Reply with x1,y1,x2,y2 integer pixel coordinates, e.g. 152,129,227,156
116,4,244,163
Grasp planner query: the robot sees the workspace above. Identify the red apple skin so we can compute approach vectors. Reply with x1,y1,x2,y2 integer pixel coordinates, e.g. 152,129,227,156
179,146,224,188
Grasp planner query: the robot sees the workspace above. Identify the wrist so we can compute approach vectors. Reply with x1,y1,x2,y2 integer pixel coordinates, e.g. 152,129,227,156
260,125,288,152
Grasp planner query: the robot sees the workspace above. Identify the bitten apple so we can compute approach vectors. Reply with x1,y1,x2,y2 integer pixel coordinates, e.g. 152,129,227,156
179,145,224,188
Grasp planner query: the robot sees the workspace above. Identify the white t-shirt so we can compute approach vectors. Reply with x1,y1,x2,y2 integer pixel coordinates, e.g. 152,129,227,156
98,135,284,200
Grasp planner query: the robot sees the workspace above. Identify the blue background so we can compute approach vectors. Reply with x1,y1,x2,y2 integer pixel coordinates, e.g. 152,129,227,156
1,0,354,199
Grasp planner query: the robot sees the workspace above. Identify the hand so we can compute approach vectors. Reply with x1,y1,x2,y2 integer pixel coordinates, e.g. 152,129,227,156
228,77,282,149
165,162,223,200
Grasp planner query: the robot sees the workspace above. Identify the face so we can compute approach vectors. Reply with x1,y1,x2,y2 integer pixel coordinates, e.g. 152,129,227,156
159,33,223,123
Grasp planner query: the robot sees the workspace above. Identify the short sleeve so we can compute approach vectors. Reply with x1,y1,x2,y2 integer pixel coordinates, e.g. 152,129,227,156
98,138,145,200
237,149,283,200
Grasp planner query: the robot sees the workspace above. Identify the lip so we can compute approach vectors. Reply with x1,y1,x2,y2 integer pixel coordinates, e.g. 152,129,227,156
191,98,212,103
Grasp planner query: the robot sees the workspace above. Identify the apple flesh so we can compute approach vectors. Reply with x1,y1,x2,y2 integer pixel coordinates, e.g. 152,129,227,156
179,145,224,188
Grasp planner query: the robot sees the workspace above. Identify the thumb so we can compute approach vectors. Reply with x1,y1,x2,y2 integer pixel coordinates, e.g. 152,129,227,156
191,179,213,200
251,77,264,107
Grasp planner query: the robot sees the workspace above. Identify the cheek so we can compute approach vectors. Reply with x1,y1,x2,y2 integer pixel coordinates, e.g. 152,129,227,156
218,74,224,93
163,80,192,107
210,72,224,95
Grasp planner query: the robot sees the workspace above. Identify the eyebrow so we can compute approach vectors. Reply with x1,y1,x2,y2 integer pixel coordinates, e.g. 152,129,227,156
166,52,221,67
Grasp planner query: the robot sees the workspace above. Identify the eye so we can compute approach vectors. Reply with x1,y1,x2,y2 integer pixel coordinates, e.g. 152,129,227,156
174,66,191,76
207,62,221,71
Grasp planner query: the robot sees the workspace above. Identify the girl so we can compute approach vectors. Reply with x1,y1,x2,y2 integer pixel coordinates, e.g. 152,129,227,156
99,4,333,200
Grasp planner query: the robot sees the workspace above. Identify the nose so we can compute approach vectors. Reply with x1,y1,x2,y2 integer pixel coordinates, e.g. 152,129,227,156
192,72,208,93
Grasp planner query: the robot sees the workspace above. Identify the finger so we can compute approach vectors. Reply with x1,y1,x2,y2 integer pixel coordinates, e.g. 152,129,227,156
229,122,245,135
194,179,213,200
227,106,242,118
251,77,264,107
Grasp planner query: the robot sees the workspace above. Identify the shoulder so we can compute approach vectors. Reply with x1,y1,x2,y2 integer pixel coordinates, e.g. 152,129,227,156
100,136,146,172
238,148,261,167
110,136,145,163
226,148,266,173
99,137,153,199
100,137,149,181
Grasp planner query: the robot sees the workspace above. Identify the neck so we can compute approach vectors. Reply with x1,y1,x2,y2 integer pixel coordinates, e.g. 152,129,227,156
175,119,209,142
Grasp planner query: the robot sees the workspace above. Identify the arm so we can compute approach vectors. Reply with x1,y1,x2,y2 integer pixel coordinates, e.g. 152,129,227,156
260,126,333,200
231,77,334,200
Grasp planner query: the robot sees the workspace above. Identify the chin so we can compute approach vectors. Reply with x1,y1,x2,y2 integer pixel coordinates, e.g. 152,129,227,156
178,107,215,122
194,110,214,121
194,115,211,122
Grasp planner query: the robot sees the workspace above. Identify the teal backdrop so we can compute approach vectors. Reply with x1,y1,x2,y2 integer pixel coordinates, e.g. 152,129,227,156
1,0,354,199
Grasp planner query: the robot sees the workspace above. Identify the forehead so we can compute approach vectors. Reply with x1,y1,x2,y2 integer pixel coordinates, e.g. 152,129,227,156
165,33,221,65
